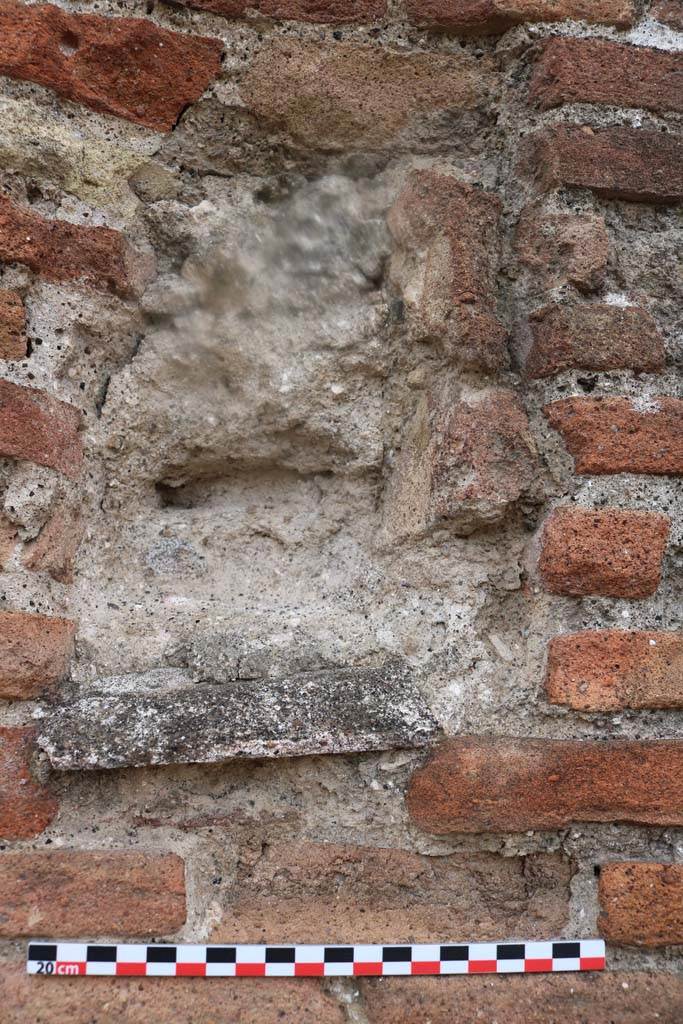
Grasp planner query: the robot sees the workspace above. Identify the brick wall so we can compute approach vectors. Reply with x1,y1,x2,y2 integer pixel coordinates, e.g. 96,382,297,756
0,1,680,1020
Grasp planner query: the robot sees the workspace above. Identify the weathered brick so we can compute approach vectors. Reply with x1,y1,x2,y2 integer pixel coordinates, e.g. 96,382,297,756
0,514,17,567
0,851,186,938
0,379,82,479
653,0,683,30
405,0,635,34
0,2,223,132
406,736,683,833
514,205,608,293
0,609,75,701
528,126,683,204
545,397,683,476
546,630,683,711
211,841,571,943
388,171,507,370
599,862,683,947
241,40,491,150
361,972,683,1024
0,961,344,1024
178,0,385,21
0,727,58,841
524,303,666,379
539,507,670,598
383,389,538,540
0,288,26,359
530,38,683,115
23,503,83,584
0,195,154,297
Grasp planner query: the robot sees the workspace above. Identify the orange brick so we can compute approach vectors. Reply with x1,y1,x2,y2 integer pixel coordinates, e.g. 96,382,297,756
599,862,683,947
0,1,223,132
544,397,683,476
0,727,58,841
0,289,26,359
546,630,683,711
0,851,186,938
0,609,75,701
538,507,670,599
406,736,683,833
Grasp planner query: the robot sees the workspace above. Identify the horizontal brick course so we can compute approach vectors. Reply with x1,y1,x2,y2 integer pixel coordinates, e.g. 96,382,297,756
241,40,490,151
360,972,683,1024
0,1,223,132
405,0,635,34
211,840,571,943
538,507,670,599
544,397,683,476
599,863,683,947
546,630,683,711
0,609,75,701
0,379,82,479
524,303,665,379
530,38,683,115
0,851,186,938
0,727,58,841
178,0,385,21
529,126,683,204
406,736,683,833
388,170,507,371
0,962,344,1024
0,195,154,297
0,289,26,360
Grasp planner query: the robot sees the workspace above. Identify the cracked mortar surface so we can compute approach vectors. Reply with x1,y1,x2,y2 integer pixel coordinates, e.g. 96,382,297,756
0,0,681,1007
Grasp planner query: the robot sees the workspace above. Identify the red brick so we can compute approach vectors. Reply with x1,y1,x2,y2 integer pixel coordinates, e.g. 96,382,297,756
0,851,186,937
241,39,491,151
23,503,83,584
528,126,683,204
383,389,538,540
0,961,344,1024
178,0,385,22
514,206,608,293
361,972,683,1024
599,863,683,947
653,1,683,30
388,171,507,371
0,727,58,841
0,609,75,701
546,630,683,711
530,38,683,115
0,289,26,359
544,397,683,476
406,736,683,833
0,2,223,132
538,507,670,598
0,379,82,479
211,841,571,943
0,195,154,297
405,0,635,34
524,303,666,379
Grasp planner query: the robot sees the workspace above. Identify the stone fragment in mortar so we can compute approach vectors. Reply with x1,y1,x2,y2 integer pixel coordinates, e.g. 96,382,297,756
39,664,436,771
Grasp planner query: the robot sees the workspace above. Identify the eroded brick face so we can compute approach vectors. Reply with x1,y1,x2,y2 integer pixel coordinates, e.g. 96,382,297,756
0,289,26,359
0,727,58,841
406,737,683,833
538,507,670,598
405,0,635,33
514,207,608,293
0,852,186,937
599,863,683,947
0,609,75,700
530,39,683,115
544,397,683,476
0,1,223,131
546,631,683,711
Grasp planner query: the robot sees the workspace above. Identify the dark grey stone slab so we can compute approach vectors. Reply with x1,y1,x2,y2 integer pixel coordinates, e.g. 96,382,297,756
38,663,436,771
